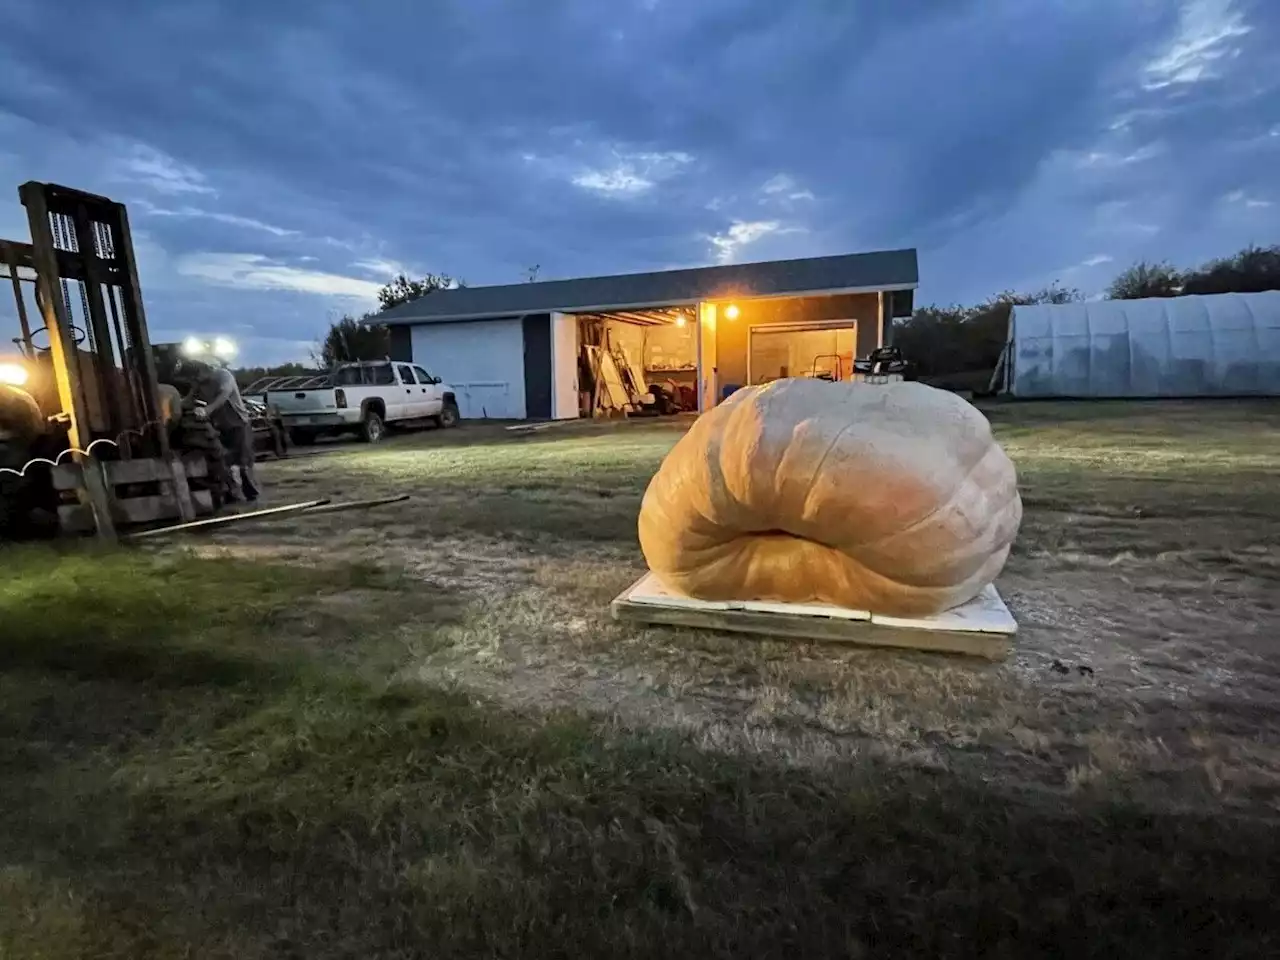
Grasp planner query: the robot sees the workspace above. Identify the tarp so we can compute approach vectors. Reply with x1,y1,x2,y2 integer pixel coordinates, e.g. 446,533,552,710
1003,291,1280,398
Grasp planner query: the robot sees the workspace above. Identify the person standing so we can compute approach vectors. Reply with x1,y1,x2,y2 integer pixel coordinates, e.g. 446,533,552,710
188,360,260,501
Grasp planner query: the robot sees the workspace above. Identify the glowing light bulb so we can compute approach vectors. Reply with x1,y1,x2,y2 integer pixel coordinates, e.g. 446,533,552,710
0,362,29,387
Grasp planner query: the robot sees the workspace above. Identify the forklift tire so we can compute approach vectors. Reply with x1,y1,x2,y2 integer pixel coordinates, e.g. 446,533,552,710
359,411,385,444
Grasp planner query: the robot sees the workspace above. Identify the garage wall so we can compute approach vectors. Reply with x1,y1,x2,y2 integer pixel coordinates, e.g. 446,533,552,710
643,321,697,370
410,319,526,419
715,293,880,388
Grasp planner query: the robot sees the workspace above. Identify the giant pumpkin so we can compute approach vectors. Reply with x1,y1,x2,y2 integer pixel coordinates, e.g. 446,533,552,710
638,378,1021,617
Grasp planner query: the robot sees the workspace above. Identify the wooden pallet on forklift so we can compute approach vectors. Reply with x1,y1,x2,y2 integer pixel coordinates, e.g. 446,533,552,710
612,572,1017,660
51,455,214,533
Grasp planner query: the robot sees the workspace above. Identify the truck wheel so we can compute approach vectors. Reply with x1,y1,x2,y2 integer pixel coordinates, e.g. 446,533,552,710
360,411,385,444
290,428,317,446
437,401,460,429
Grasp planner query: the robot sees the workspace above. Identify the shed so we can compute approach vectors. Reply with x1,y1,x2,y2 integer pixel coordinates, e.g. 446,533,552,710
999,291,1280,398
380,249,919,419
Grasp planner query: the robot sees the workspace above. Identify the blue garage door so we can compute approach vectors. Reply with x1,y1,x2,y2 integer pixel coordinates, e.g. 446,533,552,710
409,318,526,419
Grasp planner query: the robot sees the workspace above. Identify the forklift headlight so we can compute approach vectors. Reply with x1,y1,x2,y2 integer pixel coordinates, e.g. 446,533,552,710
0,362,29,387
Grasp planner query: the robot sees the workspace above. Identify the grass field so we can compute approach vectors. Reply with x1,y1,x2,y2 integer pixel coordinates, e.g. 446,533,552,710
3,400,1280,957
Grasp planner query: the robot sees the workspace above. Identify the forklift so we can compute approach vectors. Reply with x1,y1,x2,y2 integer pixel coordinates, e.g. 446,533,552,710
0,182,239,539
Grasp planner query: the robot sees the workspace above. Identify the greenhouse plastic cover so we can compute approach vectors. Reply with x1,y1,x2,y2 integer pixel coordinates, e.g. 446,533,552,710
1004,291,1280,398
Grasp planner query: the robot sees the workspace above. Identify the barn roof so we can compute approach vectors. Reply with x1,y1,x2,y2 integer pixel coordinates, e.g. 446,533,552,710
379,248,919,325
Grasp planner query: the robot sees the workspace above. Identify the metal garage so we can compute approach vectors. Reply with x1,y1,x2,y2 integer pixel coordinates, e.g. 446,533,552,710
382,250,919,420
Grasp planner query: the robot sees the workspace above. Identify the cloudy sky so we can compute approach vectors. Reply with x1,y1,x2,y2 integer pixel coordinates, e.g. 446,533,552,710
1,0,1276,365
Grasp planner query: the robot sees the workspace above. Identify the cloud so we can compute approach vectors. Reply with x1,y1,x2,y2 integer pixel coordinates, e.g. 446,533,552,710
563,148,694,197
112,144,215,196
1077,143,1166,168
1081,254,1114,268
176,253,383,300
761,174,795,195
1224,189,1272,208
706,220,787,264
135,200,297,237
760,173,814,203
351,257,408,279
1143,0,1252,90
572,167,653,196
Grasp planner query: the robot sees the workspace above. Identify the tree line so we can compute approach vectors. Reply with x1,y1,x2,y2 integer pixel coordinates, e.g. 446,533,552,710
316,272,461,368
894,242,1279,388
236,272,460,383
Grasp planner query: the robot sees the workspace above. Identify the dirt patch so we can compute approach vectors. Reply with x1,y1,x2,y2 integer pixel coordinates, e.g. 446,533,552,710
197,401,1280,814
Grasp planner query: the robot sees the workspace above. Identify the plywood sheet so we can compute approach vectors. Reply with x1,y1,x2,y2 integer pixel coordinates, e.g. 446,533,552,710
612,572,1015,660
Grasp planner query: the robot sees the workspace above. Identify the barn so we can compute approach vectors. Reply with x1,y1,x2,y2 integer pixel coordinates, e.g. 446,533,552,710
998,291,1280,398
380,250,918,420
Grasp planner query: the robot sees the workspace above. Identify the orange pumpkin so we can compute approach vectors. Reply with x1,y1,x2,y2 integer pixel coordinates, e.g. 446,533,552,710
638,378,1021,617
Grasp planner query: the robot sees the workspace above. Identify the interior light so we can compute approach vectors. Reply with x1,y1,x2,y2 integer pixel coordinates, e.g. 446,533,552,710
0,362,29,387
724,303,740,320
181,336,206,357
213,337,238,359
675,314,687,327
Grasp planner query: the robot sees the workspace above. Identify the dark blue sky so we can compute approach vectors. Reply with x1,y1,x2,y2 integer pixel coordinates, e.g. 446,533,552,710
1,0,1276,364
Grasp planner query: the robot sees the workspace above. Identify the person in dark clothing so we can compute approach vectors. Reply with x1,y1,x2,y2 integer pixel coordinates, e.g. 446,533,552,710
184,360,260,501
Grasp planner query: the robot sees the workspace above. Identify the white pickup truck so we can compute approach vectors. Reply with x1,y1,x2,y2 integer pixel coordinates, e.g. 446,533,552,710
266,360,459,445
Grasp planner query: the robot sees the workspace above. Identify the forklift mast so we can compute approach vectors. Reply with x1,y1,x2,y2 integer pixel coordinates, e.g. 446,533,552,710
3,182,168,459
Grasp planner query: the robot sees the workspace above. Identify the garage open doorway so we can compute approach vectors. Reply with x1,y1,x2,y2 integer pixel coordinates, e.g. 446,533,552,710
748,320,858,385
575,308,698,417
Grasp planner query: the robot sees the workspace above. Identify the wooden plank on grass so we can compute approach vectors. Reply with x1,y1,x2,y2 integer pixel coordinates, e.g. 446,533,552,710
611,573,1014,661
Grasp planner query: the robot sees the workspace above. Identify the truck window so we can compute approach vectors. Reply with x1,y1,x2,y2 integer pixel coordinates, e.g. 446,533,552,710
413,366,436,384
397,364,418,384
369,364,395,386
334,366,366,386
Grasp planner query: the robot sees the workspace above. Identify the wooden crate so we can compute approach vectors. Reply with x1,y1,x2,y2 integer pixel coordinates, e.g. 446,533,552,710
612,572,1016,660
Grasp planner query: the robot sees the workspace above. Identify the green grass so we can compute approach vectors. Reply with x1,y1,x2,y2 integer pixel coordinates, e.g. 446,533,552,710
3,554,1277,958
4,403,1280,957
272,430,680,543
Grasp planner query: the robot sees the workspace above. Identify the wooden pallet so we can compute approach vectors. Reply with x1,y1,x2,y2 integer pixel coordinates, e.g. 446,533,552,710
611,572,1016,660
51,455,213,534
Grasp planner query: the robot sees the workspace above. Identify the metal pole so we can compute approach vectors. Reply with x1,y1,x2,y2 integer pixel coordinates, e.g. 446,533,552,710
293,494,409,516
124,499,331,540
71,203,130,445
106,198,170,458
20,181,117,541
4,246,33,352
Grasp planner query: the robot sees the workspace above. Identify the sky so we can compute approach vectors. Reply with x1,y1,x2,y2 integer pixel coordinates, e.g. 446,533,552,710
0,0,1276,366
